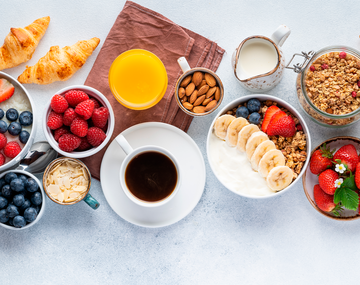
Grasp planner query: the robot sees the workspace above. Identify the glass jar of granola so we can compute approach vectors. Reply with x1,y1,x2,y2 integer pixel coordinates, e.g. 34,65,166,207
287,46,360,127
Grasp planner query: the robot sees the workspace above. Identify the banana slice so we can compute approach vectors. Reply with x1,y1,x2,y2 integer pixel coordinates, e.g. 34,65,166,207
236,124,260,152
258,149,285,178
225,117,249,147
245,131,269,160
250,140,276,171
266,166,294,191
213,115,236,140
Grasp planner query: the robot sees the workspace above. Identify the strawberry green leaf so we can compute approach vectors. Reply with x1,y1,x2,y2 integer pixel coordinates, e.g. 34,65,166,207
341,175,357,191
334,187,359,211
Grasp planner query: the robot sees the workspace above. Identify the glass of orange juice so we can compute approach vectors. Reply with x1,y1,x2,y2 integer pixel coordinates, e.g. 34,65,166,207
108,49,168,110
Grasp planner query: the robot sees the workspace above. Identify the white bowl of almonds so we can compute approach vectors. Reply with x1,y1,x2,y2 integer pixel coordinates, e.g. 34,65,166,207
207,94,311,199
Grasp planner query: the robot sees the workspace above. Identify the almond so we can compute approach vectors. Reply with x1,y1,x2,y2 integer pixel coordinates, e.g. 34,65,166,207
194,95,206,106
180,75,192,87
214,87,221,101
183,102,193,110
205,73,216,87
192,71,203,86
202,98,212,106
197,80,207,90
205,100,217,112
193,106,206,113
185,82,195,96
198,84,209,96
178,87,186,99
181,96,188,103
206,86,217,98
189,90,198,104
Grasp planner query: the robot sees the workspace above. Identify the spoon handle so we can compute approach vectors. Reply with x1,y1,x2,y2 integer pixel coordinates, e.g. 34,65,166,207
83,193,100,210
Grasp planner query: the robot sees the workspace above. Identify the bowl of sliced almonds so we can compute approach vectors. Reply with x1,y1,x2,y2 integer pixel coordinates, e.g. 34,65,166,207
206,94,311,198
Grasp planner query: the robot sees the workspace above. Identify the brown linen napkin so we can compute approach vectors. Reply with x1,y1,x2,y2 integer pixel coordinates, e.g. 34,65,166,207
82,0,225,179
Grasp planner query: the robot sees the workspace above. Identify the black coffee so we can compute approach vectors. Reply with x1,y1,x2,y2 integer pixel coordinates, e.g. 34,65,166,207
125,151,177,202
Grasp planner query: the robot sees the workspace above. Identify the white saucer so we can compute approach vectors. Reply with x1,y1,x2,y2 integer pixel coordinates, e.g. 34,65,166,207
100,122,206,228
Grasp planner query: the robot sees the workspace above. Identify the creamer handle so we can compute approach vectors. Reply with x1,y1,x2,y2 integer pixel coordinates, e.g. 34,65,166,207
271,25,291,47
177,57,191,73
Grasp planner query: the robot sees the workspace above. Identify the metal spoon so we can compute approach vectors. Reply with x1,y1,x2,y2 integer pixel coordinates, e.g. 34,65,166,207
16,141,58,174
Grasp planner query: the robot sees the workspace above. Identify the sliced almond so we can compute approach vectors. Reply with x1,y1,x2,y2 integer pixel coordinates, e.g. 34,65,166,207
178,87,186,99
206,86,217,98
189,90,198,104
194,95,206,106
185,82,195,96
180,75,192,87
198,84,209,96
197,80,207,90
183,102,193,110
214,87,221,101
192,71,203,86
193,106,206,113
202,98,212,106
205,100,218,112
205,73,217,87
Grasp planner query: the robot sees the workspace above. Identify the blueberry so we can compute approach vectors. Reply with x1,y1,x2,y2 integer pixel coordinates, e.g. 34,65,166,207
19,111,33,126
25,178,38,193
10,178,25,192
5,172,17,184
0,196,8,209
0,209,8,223
18,175,28,185
249,112,262,125
24,207,37,223
6,204,19,218
13,215,26,228
19,130,30,144
7,122,22,136
31,192,42,206
13,194,25,207
0,120,7,133
247,99,261,113
20,198,31,211
34,205,41,214
1,185,11,197
8,218,13,226
0,108,4,120
6,108,18,121
236,106,249,118
0,178,6,190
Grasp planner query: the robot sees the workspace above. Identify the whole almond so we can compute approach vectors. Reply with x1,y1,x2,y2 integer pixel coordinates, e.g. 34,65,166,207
194,95,206,106
181,96,188,103
185,82,195,96
192,71,203,86
180,75,192,87
206,86,217,98
205,100,217,112
193,106,206,113
189,90,198,104
183,102,193,110
202,98,212,106
205,73,216,87
178,87,186,99
197,80,207,90
198,84,209,96
214,87,221,101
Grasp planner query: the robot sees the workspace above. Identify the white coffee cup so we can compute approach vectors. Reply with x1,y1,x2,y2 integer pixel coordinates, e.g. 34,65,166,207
116,134,181,207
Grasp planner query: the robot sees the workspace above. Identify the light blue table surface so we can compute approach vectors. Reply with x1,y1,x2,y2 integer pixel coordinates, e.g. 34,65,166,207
1,0,360,284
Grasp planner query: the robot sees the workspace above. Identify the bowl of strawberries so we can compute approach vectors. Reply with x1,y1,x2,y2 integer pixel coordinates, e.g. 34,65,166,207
303,136,360,220
43,85,115,158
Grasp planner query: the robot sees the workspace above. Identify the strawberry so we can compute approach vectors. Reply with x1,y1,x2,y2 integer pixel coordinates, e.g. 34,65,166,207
0,79,15,103
261,105,280,132
268,110,286,126
50,94,69,113
267,115,296,137
63,108,78,126
0,153,5,166
64,90,89,107
87,127,106,147
89,97,101,109
332,144,359,173
4,141,21,158
75,99,95,120
313,184,340,216
47,111,63,130
355,162,360,189
54,127,70,142
309,143,334,175
0,133,7,150
91,107,109,128
58,134,81,152
77,137,92,151
70,117,88,137
318,169,339,195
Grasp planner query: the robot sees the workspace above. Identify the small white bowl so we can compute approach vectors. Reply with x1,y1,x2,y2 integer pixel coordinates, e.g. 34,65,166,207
0,170,45,230
43,85,115,158
206,94,311,199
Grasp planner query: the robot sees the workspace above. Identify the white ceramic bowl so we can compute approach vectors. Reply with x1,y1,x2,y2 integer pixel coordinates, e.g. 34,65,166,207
0,72,37,172
206,94,311,199
43,85,115,158
0,170,45,230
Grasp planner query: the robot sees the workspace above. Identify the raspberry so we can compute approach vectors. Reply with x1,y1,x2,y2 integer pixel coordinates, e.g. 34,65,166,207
87,127,106,147
0,153,5,166
54,127,70,142
64,90,89,107
91,107,109,128
77,137,92,151
0,133,7,150
310,65,315,71
321,64,329,70
296,124,303,131
339,51,347,59
4,141,21,158
63,108,78,126
47,111,63,130
89,97,101,109
352,91,357,98
70,117,88,137
50,94,68,113
58,134,81,152
75,100,95,120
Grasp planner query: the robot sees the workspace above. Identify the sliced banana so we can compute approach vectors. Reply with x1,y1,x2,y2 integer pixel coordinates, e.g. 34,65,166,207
213,115,236,140
266,166,294,191
236,124,260,152
245,131,269,160
225,117,249,147
250,140,276,171
258,149,285,178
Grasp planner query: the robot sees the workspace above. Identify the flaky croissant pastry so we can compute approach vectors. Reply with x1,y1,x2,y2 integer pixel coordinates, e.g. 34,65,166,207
0,16,50,71
18,37,100,84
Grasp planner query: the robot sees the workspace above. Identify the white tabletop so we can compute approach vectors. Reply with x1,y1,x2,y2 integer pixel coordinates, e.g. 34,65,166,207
1,0,360,284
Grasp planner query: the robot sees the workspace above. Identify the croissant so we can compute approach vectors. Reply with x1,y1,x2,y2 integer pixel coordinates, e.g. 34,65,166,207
0,16,50,71
17,37,100,85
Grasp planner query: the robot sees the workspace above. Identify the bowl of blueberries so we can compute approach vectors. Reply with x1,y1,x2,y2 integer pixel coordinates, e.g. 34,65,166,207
0,170,45,230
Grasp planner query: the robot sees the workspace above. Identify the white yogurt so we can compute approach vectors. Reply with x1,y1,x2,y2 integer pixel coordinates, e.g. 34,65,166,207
208,132,273,197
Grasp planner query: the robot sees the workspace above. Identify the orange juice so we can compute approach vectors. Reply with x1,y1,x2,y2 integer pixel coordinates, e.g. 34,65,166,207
109,49,168,110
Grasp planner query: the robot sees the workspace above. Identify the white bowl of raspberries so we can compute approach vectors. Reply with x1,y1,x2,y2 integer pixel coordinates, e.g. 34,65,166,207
43,85,115,158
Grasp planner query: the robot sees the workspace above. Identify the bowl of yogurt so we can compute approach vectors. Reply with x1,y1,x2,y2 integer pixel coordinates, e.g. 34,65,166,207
206,94,311,198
